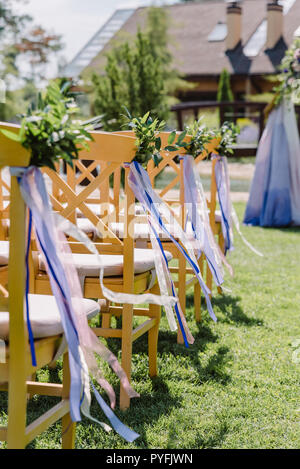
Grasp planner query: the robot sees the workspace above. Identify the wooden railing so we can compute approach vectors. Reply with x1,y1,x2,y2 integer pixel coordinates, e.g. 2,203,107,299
171,101,300,158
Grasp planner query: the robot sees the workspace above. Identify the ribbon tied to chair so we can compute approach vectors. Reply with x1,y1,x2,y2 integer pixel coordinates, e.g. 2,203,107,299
11,166,140,442
213,154,263,257
127,161,218,332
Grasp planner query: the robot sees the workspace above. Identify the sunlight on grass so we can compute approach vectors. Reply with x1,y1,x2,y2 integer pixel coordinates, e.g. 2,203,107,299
1,204,299,449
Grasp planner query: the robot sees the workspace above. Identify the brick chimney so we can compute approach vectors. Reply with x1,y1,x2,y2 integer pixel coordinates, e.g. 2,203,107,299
266,1,284,49
226,1,242,51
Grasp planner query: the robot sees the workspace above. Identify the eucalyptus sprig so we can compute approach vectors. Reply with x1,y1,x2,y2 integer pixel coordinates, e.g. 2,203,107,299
183,118,215,158
124,110,166,167
1,80,100,170
214,121,240,157
126,111,218,166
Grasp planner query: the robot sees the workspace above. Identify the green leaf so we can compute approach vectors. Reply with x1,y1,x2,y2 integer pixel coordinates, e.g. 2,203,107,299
155,137,161,151
141,112,150,124
168,131,176,145
0,129,21,142
177,130,187,144
164,145,178,152
153,153,160,167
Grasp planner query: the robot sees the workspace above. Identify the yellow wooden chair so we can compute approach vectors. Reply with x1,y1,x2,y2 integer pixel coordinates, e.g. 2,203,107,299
28,131,168,410
0,130,224,340
0,122,101,449
111,132,224,336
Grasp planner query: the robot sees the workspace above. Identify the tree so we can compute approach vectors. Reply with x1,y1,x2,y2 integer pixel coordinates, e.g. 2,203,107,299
0,1,63,121
217,68,234,122
14,26,62,81
91,7,181,131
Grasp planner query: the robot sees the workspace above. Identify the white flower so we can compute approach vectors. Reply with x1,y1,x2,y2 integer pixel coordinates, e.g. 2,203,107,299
51,132,59,142
27,116,42,123
293,64,300,73
61,114,69,125
66,102,77,109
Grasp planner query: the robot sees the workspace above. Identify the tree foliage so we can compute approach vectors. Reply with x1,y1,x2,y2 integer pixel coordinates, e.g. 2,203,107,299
217,68,234,122
0,0,63,121
92,8,180,131
14,26,62,80
0,80,98,169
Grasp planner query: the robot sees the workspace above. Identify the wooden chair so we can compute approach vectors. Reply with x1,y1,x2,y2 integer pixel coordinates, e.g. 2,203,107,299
28,131,167,410
111,132,224,335
0,122,100,449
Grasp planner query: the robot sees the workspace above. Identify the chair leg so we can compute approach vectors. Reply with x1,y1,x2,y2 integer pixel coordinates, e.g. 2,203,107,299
7,371,27,449
194,254,203,322
148,284,161,377
101,300,111,329
206,260,213,299
217,232,225,295
62,352,76,449
27,372,36,400
219,231,225,254
177,252,186,344
120,303,133,411
194,284,201,322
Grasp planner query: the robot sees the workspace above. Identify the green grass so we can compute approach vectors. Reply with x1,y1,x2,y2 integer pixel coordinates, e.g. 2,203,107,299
1,203,300,449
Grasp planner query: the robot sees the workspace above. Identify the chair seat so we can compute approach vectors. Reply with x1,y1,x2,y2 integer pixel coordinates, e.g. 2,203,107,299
110,222,173,241
133,204,222,223
215,210,222,223
0,241,9,266
76,203,115,218
77,218,99,239
39,249,173,278
0,294,100,340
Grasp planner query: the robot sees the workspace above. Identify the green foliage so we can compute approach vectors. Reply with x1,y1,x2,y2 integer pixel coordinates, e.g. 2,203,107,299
274,38,300,105
217,69,234,123
214,121,240,157
0,81,36,122
0,1,63,88
217,69,234,103
92,8,179,131
126,112,219,166
124,110,166,167
0,81,99,170
2,204,300,449
184,118,215,158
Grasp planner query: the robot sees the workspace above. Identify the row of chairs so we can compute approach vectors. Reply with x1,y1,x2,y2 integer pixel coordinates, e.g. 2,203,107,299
0,123,224,448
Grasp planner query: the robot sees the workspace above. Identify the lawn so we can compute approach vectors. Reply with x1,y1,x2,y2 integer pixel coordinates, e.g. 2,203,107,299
1,203,300,449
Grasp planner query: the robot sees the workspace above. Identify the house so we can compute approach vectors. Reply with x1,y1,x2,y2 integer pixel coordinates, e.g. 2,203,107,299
64,0,300,101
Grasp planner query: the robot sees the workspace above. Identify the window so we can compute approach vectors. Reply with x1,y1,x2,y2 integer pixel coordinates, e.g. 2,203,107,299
208,22,227,42
294,26,300,38
244,20,267,57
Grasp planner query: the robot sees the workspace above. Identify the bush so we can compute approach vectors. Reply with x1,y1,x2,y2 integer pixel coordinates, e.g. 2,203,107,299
217,69,234,123
92,8,179,131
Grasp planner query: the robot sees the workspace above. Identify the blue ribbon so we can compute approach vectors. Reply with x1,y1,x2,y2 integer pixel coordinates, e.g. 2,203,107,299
128,161,217,323
25,209,37,366
13,166,139,441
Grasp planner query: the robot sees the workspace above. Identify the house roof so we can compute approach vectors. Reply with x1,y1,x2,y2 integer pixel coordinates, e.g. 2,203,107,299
80,0,300,78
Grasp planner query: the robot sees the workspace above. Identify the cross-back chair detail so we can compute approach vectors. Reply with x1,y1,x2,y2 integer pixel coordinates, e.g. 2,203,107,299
111,132,223,338
0,122,80,449
29,131,165,410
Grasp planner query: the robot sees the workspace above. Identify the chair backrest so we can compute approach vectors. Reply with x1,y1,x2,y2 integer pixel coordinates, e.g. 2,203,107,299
0,122,30,381
43,131,136,245
113,131,220,228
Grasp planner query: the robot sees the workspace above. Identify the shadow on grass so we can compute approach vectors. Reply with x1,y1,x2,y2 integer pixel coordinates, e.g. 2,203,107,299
212,294,264,327
188,419,229,449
